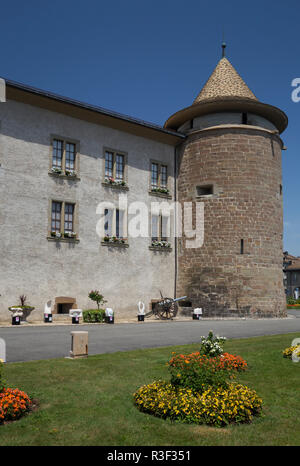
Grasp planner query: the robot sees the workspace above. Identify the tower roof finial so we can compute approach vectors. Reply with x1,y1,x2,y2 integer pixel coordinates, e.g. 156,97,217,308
222,29,226,58
222,41,226,58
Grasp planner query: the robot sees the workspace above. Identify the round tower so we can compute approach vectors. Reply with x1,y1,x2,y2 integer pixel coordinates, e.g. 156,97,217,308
165,56,288,317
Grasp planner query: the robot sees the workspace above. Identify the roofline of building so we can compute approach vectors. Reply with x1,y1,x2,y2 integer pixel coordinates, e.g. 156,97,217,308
164,97,288,134
3,77,186,145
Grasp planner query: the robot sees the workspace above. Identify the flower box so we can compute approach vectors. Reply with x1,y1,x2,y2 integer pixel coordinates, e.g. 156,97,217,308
151,187,169,195
151,241,171,248
102,236,129,247
103,177,128,188
64,232,76,238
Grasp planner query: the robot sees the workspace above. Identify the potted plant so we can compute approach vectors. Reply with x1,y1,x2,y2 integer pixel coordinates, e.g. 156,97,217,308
9,295,35,322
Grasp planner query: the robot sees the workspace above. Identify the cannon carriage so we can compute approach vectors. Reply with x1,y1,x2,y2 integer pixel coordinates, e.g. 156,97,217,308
145,291,187,320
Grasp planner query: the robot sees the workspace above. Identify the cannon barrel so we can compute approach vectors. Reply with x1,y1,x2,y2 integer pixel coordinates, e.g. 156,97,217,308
173,296,187,303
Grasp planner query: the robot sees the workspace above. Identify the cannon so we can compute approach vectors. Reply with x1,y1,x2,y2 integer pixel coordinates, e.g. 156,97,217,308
145,291,188,320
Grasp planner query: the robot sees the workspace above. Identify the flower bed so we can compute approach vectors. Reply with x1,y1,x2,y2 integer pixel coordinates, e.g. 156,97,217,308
0,361,32,424
133,331,260,427
0,388,32,424
133,381,262,427
168,351,247,373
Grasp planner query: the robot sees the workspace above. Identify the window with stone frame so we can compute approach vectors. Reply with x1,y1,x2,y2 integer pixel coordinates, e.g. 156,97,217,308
151,213,169,242
103,208,126,239
51,137,78,175
64,203,75,233
51,201,62,233
104,150,126,182
150,161,168,191
50,200,76,237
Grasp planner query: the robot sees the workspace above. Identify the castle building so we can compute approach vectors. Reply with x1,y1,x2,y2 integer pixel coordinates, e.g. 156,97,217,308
0,53,288,321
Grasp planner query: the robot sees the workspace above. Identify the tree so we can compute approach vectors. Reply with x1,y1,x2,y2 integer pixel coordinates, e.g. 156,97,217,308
88,290,107,310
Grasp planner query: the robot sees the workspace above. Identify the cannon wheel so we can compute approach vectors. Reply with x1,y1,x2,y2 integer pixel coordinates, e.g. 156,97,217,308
153,301,178,320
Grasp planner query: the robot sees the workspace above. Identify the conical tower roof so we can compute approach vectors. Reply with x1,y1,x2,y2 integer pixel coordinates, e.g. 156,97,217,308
193,57,257,104
164,56,287,133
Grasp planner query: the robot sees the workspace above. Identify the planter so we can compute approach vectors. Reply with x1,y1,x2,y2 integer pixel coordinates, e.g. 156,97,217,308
9,306,34,322
12,315,21,325
105,315,114,324
44,313,53,323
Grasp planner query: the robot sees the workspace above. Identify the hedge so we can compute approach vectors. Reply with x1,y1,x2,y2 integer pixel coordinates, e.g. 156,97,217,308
82,309,105,323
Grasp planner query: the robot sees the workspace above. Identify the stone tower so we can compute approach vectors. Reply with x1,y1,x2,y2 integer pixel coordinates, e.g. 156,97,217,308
165,56,288,317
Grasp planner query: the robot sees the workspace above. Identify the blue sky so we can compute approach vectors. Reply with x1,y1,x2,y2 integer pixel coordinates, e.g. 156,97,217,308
1,0,299,255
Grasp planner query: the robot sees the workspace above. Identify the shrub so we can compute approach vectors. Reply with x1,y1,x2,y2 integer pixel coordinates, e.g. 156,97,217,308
167,352,236,394
83,309,105,323
0,388,32,424
168,351,247,374
133,381,262,427
287,297,300,305
282,345,300,359
199,330,226,356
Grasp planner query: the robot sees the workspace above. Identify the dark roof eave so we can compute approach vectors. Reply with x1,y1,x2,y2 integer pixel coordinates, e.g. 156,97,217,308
4,78,185,145
164,98,288,134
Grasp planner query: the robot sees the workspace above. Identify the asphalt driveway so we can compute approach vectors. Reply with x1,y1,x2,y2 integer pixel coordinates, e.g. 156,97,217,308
1,315,300,363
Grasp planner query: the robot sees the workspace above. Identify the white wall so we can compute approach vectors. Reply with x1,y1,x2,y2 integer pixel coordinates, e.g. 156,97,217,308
0,100,175,320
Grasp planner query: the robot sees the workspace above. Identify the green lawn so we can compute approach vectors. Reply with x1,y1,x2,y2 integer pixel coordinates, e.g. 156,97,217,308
0,333,300,446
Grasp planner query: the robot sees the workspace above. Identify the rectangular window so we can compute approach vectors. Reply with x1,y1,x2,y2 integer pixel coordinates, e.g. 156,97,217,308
150,161,169,192
196,185,214,196
105,152,114,177
51,138,78,174
104,208,113,236
151,163,159,188
116,209,124,238
50,200,77,237
151,214,169,242
52,139,63,169
64,203,74,233
104,149,127,183
151,214,159,241
65,143,76,170
116,154,124,181
240,239,244,255
51,201,62,232
160,165,167,188
161,216,169,242
103,208,125,239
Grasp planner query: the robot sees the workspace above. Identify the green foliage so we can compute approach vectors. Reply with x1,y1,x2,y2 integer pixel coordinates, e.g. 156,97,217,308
287,297,300,305
9,306,35,311
88,290,107,310
82,309,105,323
168,353,235,394
199,330,227,356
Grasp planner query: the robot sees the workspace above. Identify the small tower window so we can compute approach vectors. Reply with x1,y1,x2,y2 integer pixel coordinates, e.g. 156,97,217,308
196,185,214,196
240,239,244,255
280,184,283,195
242,113,248,125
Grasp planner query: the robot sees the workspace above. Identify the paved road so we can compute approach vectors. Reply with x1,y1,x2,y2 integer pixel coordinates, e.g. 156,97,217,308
1,315,300,363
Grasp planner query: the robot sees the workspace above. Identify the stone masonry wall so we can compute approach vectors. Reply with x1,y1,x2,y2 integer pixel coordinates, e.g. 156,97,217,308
177,125,286,317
